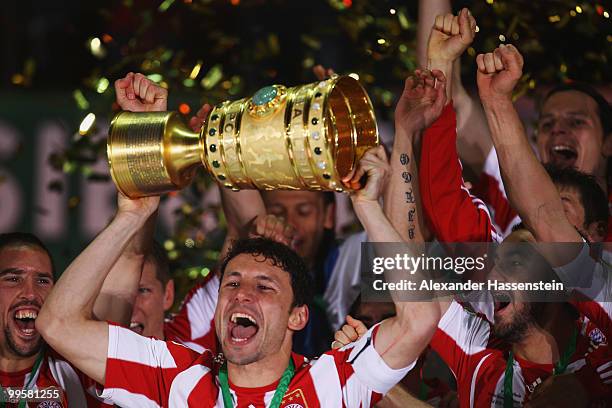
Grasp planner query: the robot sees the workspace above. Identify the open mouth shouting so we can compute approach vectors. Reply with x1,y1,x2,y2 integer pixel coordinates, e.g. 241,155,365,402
492,292,513,316
227,312,260,345
11,306,40,339
547,141,578,169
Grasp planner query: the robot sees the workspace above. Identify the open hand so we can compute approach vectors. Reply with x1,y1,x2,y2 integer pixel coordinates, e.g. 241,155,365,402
395,69,447,136
189,103,213,132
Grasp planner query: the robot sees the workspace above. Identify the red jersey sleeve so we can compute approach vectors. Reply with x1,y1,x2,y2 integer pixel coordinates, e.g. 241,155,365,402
573,341,611,399
419,103,500,243
430,301,493,388
471,147,521,238
555,245,612,338
101,323,212,407
312,323,415,407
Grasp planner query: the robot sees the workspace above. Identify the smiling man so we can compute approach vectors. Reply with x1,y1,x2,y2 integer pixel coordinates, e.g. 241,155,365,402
0,234,53,370
0,233,117,407
34,147,441,407
536,84,612,185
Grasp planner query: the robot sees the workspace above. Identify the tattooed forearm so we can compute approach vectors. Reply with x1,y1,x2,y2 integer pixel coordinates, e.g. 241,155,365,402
399,152,418,241
408,208,415,222
384,133,429,243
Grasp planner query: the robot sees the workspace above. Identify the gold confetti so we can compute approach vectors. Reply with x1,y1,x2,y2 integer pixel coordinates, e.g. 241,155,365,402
79,113,96,135
164,240,175,251
189,61,203,79
96,77,109,94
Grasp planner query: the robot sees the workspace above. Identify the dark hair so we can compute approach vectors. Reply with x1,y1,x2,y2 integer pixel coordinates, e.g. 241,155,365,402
0,232,56,280
145,240,172,287
545,164,608,231
541,83,611,135
219,237,313,307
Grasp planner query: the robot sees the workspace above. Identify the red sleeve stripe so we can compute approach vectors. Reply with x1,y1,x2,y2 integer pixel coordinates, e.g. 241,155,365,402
469,352,493,408
108,324,180,368
184,275,219,339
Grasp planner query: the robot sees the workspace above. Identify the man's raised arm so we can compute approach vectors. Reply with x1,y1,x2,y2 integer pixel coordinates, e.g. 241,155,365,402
36,194,159,385
476,45,581,244
385,69,446,243
93,212,156,325
345,146,441,370
91,73,168,325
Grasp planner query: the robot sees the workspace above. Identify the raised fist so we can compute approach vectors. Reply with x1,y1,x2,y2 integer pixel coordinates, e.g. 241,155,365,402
428,8,477,63
248,214,296,248
476,44,524,101
313,64,335,81
115,72,168,112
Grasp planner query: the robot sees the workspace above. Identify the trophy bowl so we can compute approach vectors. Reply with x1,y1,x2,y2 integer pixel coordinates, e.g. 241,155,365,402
107,75,379,198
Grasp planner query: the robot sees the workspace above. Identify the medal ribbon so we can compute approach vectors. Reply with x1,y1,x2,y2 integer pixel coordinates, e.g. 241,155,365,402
0,351,44,408
503,327,577,407
218,358,295,408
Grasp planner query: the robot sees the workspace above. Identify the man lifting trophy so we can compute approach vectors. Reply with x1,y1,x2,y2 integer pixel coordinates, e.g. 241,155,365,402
107,75,379,196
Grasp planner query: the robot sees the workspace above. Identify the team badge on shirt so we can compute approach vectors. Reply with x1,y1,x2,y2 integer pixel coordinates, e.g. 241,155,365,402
281,389,307,408
589,327,606,345
36,402,62,408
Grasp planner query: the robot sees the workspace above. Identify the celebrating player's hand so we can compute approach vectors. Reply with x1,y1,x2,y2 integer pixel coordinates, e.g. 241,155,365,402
189,103,213,132
476,44,524,102
248,214,296,249
344,146,390,203
332,315,367,349
313,64,335,81
116,191,160,222
427,8,476,63
394,69,447,137
115,72,168,112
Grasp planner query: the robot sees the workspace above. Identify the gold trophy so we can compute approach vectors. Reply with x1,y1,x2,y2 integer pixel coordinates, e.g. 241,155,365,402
107,75,379,198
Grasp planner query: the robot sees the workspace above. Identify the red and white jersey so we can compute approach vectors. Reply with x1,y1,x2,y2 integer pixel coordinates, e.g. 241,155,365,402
555,245,612,339
419,103,502,244
164,273,220,354
431,301,611,407
471,148,521,239
0,348,112,407
101,322,414,407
